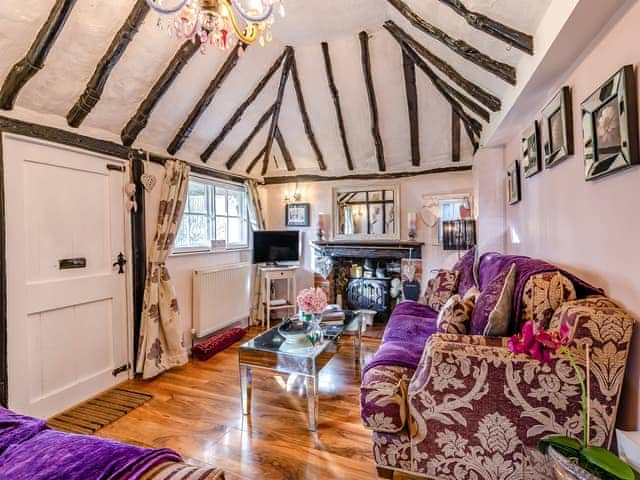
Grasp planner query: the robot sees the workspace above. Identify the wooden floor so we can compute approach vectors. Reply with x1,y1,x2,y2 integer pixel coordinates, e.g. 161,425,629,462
96,328,383,480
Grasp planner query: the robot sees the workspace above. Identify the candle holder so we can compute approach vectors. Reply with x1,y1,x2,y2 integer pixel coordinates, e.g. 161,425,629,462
407,212,417,241
408,228,417,241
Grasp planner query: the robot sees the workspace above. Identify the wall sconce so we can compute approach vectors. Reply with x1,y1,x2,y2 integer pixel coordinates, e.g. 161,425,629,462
284,183,301,204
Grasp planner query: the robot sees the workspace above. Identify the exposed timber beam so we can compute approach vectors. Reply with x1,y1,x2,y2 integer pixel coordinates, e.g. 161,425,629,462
246,146,266,174
321,42,354,171
402,50,420,167
121,39,201,146
384,21,500,112
444,79,489,122
167,42,245,155
263,164,473,184
0,0,78,110
359,31,386,172
387,0,516,85
275,127,295,171
438,0,533,55
225,103,275,170
200,47,289,162
400,42,480,152
452,109,461,162
262,50,294,176
290,50,326,171
67,0,149,127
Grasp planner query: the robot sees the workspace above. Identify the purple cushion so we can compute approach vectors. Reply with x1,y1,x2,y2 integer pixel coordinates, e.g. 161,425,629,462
471,263,517,336
452,247,477,296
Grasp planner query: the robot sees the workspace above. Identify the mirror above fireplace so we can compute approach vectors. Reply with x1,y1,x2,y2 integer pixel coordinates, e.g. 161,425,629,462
332,185,400,241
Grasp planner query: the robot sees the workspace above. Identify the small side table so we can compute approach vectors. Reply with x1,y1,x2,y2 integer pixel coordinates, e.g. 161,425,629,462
260,266,298,329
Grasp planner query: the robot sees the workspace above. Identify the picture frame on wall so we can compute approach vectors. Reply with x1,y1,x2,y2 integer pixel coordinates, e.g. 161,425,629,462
521,121,542,178
542,86,574,168
581,64,639,180
507,160,521,205
285,203,310,226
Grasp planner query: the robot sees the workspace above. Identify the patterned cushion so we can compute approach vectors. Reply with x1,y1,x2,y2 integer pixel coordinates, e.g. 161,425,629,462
463,286,481,303
423,270,460,312
470,263,517,336
521,271,577,327
361,366,415,433
452,247,477,296
436,295,475,334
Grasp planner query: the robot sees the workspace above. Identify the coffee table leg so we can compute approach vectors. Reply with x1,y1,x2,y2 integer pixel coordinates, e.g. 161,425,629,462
355,315,362,356
240,365,252,415
307,375,319,431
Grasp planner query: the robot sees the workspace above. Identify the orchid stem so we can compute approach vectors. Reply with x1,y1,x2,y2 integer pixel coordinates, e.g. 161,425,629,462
562,346,588,447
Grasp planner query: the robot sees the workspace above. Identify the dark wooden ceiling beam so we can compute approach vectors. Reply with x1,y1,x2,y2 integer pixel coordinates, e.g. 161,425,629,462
246,145,266,174
121,39,201,146
359,31,385,172
200,47,290,162
438,0,533,55
261,50,294,176
384,21,500,112
400,42,480,152
290,50,326,171
387,0,516,85
0,0,78,110
167,42,245,155
274,127,295,171
226,103,275,170
321,42,354,171
67,0,149,127
402,51,420,167
263,164,472,184
452,109,461,162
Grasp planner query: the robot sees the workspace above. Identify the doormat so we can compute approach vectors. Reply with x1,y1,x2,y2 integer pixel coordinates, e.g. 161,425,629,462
47,387,153,435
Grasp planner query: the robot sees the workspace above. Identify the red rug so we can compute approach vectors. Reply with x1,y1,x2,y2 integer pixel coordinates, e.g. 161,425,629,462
191,327,247,361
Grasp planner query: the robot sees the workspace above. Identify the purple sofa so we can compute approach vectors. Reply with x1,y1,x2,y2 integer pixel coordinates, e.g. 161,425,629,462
360,250,635,480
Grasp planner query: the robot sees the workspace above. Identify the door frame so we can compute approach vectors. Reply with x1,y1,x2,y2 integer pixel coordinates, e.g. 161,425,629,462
1,132,135,410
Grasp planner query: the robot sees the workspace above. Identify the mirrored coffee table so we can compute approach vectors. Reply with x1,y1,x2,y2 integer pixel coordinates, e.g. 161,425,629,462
238,321,358,431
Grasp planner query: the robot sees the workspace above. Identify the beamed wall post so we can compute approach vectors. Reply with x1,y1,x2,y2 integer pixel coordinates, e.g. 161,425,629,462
0,0,78,110
387,0,516,85
130,156,146,367
121,38,201,147
274,127,295,171
246,146,266,174
359,31,386,172
402,50,420,167
67,0,150,127
168,42,246,155
0,134,7,407
452,109,461,162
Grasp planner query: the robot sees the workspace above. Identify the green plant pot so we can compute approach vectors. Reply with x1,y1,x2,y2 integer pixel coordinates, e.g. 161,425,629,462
548,446,601,480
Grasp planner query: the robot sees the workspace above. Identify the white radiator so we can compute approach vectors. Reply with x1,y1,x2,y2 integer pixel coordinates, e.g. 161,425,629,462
192,262,251,338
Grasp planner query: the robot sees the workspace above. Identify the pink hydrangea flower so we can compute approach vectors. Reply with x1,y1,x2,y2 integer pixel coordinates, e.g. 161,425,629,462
296,287,328,314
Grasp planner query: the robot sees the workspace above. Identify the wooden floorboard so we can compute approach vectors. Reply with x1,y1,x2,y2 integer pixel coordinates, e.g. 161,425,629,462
96,327,383,480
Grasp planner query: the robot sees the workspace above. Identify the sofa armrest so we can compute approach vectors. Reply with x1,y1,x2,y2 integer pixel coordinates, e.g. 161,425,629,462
431,333,509,348
361,365,415,433
139,462,225,479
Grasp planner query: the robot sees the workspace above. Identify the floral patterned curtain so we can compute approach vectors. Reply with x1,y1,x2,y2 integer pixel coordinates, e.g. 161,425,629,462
246,179,266,326
136,159,190,379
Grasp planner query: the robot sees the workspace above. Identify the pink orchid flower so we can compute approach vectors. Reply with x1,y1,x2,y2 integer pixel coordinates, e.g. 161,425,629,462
508,321,573,364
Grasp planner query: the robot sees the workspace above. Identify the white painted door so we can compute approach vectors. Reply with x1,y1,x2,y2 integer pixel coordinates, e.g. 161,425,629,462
3,134,131,418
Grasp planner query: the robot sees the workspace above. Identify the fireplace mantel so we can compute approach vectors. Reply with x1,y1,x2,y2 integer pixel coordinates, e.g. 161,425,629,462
311,240,423,260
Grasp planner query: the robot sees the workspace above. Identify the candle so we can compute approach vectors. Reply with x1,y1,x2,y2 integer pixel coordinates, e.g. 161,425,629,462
408,212,417,231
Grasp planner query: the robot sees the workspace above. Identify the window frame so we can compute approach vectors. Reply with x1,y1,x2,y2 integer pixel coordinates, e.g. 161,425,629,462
172,175,250,255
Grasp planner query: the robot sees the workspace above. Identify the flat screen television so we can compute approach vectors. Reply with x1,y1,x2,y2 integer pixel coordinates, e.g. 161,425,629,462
252,230,300,265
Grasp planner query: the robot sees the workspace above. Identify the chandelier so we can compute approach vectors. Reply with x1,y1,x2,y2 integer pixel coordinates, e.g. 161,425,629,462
145,0,286,54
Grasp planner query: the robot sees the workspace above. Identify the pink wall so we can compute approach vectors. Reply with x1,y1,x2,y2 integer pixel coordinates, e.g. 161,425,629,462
484,2,640,429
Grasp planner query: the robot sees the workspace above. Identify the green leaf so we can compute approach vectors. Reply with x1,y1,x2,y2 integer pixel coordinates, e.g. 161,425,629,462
539,436,582,456
580,447,635,480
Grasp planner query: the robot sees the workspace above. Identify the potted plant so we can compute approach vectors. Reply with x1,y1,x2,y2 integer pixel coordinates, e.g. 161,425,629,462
508,321,636,480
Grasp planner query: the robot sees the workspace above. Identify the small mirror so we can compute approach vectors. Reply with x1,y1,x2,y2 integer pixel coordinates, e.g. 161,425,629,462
332,185,400,240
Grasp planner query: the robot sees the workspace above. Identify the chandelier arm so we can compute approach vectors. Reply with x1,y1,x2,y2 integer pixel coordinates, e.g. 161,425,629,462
220,0,259,44
145,0,190,14
229,0,274,23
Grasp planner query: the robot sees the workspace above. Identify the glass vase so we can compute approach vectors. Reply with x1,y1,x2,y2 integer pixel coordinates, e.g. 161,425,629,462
309,313,324,344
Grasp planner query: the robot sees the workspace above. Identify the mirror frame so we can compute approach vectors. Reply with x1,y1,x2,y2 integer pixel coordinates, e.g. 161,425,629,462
332,184,401,241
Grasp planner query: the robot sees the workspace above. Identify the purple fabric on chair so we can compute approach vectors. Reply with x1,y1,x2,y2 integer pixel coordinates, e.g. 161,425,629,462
452,247,477,296
478,252,604,332
364,301,438,373
0,407,181,480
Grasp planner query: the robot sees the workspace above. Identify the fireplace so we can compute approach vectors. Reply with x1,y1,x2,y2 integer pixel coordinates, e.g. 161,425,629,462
347,278,391,317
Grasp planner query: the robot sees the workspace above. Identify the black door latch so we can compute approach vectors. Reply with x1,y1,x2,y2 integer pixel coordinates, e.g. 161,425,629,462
113,252,127,274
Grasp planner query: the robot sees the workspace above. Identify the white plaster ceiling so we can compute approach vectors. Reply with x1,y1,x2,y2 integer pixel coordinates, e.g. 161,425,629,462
0,0,552,178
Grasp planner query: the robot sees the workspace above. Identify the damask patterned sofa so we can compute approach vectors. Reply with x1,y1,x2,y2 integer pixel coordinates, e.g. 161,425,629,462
360,250,635,480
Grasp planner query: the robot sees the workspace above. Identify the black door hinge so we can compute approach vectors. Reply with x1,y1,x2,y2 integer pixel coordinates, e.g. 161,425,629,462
112,363,131,376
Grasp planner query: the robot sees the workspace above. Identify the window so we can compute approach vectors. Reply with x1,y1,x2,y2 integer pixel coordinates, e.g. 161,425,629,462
174,177,249,252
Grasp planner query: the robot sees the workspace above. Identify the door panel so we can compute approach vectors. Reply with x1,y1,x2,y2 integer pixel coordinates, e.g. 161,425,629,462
4,135,131,418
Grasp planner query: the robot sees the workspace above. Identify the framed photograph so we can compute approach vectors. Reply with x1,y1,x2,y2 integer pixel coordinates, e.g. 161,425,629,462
521,121,541,178
285,203,310,226
507,160,521,205
542,86,574,168
581,64,639,180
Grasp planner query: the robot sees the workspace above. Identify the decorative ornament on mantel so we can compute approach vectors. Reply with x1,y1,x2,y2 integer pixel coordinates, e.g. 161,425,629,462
407,212,417,240
146,0,286,54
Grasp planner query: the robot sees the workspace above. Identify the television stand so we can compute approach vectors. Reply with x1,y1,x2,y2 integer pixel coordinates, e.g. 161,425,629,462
259,265,299,329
